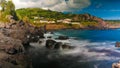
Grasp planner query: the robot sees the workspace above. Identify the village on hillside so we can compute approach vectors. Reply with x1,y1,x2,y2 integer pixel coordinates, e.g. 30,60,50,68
33,16,80,25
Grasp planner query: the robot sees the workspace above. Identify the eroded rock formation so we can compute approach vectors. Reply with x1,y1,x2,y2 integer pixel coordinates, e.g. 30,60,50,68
0,20,44,68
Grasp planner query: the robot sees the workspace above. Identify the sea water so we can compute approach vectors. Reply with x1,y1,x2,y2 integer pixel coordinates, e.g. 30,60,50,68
29,29,120,68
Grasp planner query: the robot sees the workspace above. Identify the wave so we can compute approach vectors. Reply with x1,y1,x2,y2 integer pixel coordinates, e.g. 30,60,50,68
60,38,120,62
52,32,120,62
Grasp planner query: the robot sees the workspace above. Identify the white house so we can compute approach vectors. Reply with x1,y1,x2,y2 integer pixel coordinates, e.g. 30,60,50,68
34,17,39,20
48,21,55,23
40,20,49,23
63,19,72,24
57,20,63,23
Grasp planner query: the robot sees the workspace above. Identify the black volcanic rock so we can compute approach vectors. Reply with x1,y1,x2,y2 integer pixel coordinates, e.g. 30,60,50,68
62,44,70,49
115,42,120,47
45,39,75,50
57,36,69,40
46,39,56,49
54,42,62,49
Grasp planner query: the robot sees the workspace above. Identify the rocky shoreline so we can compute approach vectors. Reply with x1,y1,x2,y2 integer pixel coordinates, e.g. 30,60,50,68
0,20,45,68
0,20,76,68
0,19,120,68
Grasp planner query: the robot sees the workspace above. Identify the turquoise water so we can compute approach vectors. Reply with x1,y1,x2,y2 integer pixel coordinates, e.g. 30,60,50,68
53,29,120,68
55,29,120,42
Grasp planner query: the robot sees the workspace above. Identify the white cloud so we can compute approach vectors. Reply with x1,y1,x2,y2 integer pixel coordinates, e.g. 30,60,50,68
12,0,91,12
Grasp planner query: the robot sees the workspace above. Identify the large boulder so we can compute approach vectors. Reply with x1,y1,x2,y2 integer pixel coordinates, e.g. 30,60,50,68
45,39,75,50
57,36,69,40
54,42,62,49
115,42,120,47
112,61,120,68
46,39,56,49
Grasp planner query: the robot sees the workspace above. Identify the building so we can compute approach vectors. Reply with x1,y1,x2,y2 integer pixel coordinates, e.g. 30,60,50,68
48,21,55,23
40,20,49,23
34,17,39,20
63,19,72,24
57,20,63,23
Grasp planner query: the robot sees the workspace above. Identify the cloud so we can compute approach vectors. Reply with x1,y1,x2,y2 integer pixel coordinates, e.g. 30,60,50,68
13,0,91,12
20,0,39,2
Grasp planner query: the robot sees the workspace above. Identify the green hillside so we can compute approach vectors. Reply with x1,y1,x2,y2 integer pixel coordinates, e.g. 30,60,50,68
16,8,69,21
16,8,99,22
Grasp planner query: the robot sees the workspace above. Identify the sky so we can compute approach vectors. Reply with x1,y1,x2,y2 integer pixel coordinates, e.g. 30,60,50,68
11,0,120,20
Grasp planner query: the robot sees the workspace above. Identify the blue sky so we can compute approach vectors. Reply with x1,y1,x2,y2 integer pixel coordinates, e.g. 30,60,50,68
77,0,120,20
12,0,120,20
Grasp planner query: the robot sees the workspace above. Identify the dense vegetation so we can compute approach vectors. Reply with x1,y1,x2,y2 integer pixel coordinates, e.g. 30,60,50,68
16,8,71,21
0,0,17,22
16,8,99,21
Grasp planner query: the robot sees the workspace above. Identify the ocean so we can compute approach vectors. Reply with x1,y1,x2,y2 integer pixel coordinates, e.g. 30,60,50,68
28,29,120,68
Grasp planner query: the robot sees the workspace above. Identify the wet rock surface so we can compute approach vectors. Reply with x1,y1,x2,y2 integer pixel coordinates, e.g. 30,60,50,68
115,42,120,47
45,39,75,50
112,61,120,68
57,36,69,40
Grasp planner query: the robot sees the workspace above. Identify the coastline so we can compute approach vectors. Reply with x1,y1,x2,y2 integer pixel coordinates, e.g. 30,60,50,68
44,23,120,31
46,26,120,32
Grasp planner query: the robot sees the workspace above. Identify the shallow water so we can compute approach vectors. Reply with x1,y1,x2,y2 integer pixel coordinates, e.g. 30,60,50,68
28,29,120,68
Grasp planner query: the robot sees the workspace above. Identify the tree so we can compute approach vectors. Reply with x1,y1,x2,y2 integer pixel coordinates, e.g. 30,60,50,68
5,1,15,15
0,0,6,11
0,0,18,21
4,0,18,20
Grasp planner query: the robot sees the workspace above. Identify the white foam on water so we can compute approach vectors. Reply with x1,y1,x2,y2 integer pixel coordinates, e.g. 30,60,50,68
60,38,120,62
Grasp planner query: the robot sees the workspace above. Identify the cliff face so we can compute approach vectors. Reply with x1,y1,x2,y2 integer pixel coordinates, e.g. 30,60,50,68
72,13,107,29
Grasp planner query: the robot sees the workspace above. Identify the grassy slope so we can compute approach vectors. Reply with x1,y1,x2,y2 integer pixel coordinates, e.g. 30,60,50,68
16,8,102,29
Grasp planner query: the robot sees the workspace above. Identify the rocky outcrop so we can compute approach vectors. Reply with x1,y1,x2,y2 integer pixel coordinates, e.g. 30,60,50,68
45,39,75,49
0,19,45,68
112,61,120,68
46,39,56,49
72,13,108,29
57,36,69,40
0,20,44,46
0,32,32,68
115,42,120,47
